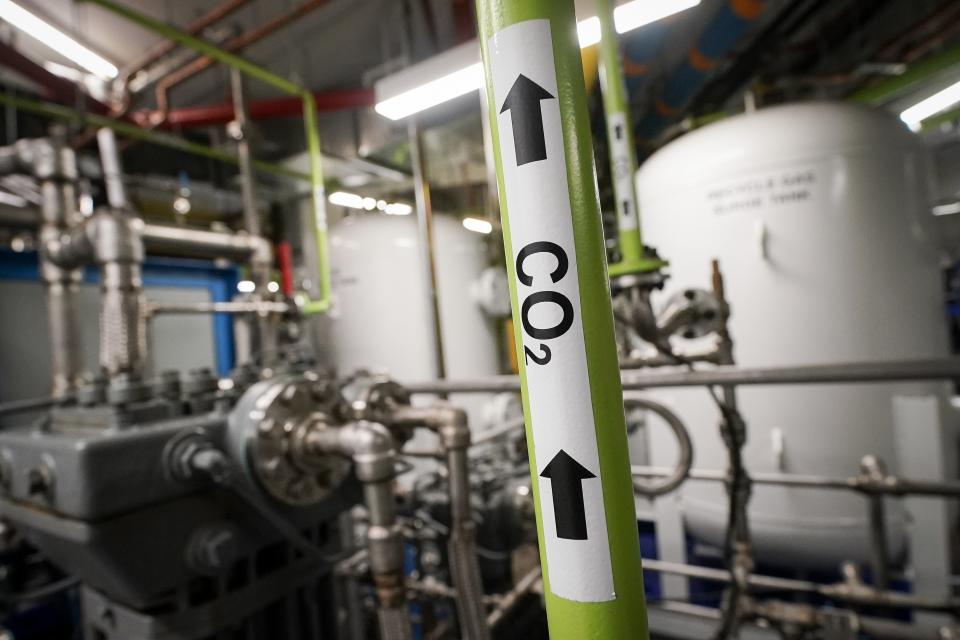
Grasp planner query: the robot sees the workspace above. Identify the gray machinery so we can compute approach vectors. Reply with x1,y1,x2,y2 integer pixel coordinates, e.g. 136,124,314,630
0,129,497,640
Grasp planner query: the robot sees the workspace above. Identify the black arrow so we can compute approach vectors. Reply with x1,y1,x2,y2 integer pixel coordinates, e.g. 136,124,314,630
614,123,624,140
500,74,555,166
540,449,595,540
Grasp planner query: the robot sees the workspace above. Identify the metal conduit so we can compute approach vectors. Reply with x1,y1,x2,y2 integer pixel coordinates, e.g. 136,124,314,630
403,358,960,394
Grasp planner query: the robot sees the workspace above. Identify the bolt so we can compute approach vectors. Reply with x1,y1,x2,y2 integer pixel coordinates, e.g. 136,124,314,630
26,465,52,499
257,419,276,438
280,384,301,406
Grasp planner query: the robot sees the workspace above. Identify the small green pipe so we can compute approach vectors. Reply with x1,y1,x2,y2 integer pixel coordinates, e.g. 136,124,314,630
80,0,332,315
476,0,649,637
596,0,664,278
919,104,960,130
851,42,960,106
0,93,309,181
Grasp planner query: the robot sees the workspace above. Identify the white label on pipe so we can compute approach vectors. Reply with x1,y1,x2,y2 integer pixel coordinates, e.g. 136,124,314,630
608,111,639,232
488,18,615,603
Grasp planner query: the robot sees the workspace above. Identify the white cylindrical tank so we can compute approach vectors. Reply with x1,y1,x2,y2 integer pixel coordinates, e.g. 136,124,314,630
326,213,501,429
636,102,953,570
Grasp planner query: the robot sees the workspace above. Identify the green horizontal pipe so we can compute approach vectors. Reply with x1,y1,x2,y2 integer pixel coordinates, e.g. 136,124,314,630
0,93,309,181
920,104,960,130
81,0,332,314
851,42,960,106
80,0,302,97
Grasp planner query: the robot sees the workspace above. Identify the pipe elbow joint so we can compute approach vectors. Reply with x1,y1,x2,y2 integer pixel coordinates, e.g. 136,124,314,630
434,405,471,451
344,421,397,483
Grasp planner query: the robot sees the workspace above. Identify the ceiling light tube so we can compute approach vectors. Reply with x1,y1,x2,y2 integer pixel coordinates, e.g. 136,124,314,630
374,0,699,120
900,79,960,131
462,217,493,234
0,0,118,79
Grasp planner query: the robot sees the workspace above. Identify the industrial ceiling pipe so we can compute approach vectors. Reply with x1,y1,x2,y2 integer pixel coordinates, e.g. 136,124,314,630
148,0,335,121
120,0,254,90
134,88,375,129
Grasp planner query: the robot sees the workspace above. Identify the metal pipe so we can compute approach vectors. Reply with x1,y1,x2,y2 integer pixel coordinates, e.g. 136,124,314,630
120,0,253,86
140,223,270,262
229,67,276,365
145,300,289,316
408,120,447,381
96,128,128,209
487,567,542,627
79,0,333,316
404,358,960,394
861,455,891,589
21,135,85,397
305,421,411,640
641,559,960,611
148,0,333,117
390,405,489,640
631,465,960,498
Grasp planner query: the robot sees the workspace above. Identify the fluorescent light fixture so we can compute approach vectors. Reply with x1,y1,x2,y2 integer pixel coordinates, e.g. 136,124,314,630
330,191,412,216
384,202,412,216
462,217,493,234
901,78,960,131
933,201,960,217
578,0,700,47
374,0,699,120
0,0,118,78
375,62,484,120
329,191,366,209
237,280,256,294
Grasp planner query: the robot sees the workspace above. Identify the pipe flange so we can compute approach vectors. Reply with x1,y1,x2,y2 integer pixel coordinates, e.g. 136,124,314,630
342,375,411,424
228,376,351,506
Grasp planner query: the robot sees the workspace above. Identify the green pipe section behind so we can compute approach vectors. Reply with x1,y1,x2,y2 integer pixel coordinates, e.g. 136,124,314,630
476,0,648,638
0,93,310,181
81,0,331,314
595,0,662,277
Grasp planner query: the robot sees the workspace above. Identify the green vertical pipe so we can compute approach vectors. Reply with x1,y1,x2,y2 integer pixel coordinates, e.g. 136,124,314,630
596,0,640,264
596,0,665,278
476,1,648,638
79,0,331,314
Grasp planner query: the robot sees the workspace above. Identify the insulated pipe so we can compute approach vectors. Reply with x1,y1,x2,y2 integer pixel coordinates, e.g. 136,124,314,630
390,405,489,640
476,1,648,634
403,358,960,394
304,422,411,640
79,0,332,315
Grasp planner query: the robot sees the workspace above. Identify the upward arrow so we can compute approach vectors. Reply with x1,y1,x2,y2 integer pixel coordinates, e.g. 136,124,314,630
540,449,595,540
500,74,555,166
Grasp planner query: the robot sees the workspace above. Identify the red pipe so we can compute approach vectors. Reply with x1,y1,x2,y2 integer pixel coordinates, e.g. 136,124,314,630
134,87,374,129
277,241,295,297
